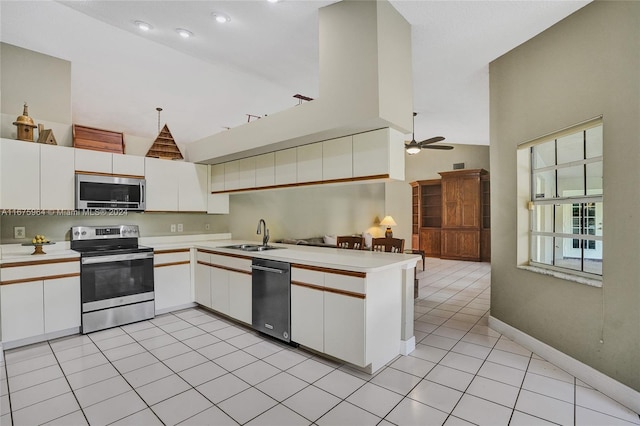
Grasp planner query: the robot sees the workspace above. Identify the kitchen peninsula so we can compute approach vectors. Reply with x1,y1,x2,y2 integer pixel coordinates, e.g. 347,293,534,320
0,236,419,374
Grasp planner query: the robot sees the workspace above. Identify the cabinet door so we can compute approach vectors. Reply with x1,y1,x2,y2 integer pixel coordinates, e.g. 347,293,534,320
353,129,388,177
224,160,240,191
420,228,441,257
210,164,225,192
291,284,324,352
1,281,44,342
75,148,112,174
322,136,352,180
40,144,75,210
275,148,297,185
0,138,40,209
254,153,275,188
144,157,179,211
195,258,212,308
178,162,207,212
324,291,366,367
441,230,480,261
44,276,80,333
112,153,145,176
228,271,252,325
297,144,323,183
238,157,256,189
210,266,230,315
154,263,192,312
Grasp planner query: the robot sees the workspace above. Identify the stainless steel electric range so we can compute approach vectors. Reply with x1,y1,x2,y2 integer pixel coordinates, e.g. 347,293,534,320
71,225,154,334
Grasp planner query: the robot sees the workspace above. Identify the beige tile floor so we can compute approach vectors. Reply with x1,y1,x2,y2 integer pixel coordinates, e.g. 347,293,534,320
1,258,638,425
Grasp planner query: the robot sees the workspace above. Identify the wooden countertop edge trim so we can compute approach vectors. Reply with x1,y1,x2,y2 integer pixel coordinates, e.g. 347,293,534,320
198,249,252,260
1,257,79,268
211,174,390,194
154,248,191,255
155,261,190,268
291,263,366,278
292,281,365,299
1,272,80,286
75,170,145,179
197,261,251,275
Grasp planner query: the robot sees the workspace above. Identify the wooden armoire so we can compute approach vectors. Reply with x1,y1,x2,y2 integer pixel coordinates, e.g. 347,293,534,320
411,169,490,261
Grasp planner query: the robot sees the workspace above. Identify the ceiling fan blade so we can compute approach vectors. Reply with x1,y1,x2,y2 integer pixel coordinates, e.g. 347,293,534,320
418,136,445,145
423,145,454,150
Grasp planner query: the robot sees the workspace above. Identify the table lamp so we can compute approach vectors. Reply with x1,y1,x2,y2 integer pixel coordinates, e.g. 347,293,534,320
380,216,397,238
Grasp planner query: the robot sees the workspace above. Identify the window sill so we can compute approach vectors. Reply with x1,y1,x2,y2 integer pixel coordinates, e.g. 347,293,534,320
518,265,602,288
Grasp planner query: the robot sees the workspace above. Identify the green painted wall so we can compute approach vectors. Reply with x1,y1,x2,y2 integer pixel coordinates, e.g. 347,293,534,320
490,1,640,391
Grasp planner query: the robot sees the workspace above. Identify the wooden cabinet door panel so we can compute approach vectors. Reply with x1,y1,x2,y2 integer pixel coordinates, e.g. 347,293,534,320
460,177,481,228
442,178,460,227
420,229,441,257
441,230,480,260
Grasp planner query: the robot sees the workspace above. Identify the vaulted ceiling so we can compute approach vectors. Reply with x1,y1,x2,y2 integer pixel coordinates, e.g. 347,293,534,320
0,1,589,151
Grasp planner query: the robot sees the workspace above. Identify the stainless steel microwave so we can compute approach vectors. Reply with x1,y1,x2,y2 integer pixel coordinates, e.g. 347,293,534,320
75,174,146,211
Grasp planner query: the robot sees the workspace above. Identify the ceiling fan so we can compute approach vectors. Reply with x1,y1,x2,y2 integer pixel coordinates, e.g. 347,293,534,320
405,112,454,154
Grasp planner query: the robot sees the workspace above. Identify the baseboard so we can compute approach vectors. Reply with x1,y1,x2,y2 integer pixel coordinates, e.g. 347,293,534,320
489,316,640,414
1,327,80,351
400,336,416,356
155,302,197,316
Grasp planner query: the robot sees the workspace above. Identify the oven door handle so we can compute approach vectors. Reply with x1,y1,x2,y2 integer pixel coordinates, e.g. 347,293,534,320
82,252,154,264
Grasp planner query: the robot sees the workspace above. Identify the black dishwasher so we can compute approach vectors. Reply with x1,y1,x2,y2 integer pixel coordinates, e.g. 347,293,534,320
251,258,292,343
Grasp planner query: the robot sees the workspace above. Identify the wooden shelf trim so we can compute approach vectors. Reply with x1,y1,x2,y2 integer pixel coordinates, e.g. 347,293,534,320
197,261,251,276
211,174,391,194
291,263,366,278
155,261,190,268
198,248,252,261
154,248,191,255
292,280,366,299
75,171,145,180
1,257,79,268
1,272,80,286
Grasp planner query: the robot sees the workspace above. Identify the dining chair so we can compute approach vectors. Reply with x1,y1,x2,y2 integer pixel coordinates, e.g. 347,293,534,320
371,237,405,253
336,236,365,250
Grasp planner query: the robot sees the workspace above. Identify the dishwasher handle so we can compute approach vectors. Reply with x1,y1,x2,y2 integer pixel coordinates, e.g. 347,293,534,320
251,264,284,274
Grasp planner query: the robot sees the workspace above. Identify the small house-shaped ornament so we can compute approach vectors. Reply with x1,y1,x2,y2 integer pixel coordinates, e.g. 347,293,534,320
37,124,57,145
145,124,184,160
13,103,37,142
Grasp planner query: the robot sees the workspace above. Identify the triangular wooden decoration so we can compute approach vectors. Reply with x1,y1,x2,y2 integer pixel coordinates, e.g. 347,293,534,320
146,124,184,160
37,128,57,145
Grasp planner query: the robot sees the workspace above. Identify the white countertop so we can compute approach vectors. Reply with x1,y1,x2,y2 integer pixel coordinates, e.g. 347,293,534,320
1,234,420,273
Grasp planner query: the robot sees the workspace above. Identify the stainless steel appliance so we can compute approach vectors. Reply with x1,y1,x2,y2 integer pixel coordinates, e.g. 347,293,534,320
76,173,146,211
251,258,291,343
71,225,154,334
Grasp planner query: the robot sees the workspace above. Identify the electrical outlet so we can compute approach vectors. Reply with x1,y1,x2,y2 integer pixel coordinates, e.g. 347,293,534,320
14,226,26,239
170,224,176,233
177,223,183,232
205,224,210,231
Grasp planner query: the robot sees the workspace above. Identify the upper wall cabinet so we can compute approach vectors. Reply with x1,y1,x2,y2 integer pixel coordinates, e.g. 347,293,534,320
177,162,208,212
238,157,256,189
275,148,297,185
75,149,145,177
210,164,225,192
297,143,323,183
323,136,352,181
144,157,179,211
224,160,240,191
255,153,275,188
0,138,75,210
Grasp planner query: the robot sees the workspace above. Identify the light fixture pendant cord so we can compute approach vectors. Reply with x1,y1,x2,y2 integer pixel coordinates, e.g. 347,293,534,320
156,107,163,133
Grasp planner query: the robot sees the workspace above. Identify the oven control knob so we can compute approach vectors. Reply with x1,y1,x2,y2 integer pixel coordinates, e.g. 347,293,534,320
74,231,79,236
81,231,86,235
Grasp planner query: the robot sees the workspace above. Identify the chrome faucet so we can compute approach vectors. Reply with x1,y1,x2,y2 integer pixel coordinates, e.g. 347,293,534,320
256,219,269,246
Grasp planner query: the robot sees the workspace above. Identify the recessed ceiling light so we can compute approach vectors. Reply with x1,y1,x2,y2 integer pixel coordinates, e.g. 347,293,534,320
134,20,152,31
175,28,193,38
211,12,231,24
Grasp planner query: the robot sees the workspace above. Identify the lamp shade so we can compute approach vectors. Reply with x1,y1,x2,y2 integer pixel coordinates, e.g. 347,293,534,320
380,216,397,227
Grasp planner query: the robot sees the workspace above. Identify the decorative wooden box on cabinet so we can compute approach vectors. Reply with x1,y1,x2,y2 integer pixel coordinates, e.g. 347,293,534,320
411,169,490,262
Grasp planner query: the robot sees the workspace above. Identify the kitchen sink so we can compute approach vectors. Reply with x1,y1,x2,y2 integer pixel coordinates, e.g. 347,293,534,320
221,244,284,252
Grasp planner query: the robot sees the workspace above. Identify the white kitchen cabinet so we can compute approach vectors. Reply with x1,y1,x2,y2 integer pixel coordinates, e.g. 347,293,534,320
275,148,297,185
324,291,366,366
75,148,112,174
210,266,230,315
195,252,212,308
40,144,75,210
177,162,207,212
224,160,240,191
238,157,256,189
254,153,275,188
0,138,40,209
155,263,192,312
297,143,323,183
0,280,44,342
353,129,389,177
322,136,352,180
228,271,252,325
291,284,324,352
44,276,80,333
113,153,145,176
144,157,179,211
210,163,225,192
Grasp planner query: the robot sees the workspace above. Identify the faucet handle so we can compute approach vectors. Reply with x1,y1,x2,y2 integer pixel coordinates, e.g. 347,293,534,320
264,228,270,246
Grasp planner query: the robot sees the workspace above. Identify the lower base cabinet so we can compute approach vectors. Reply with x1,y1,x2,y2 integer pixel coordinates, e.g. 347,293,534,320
323,291,366,367
228,271,251,325
291,284,324,353
44,276,81,334
154,263,192,312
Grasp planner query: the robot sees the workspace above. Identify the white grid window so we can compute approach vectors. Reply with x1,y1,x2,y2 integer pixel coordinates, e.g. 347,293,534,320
529,122,603,277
